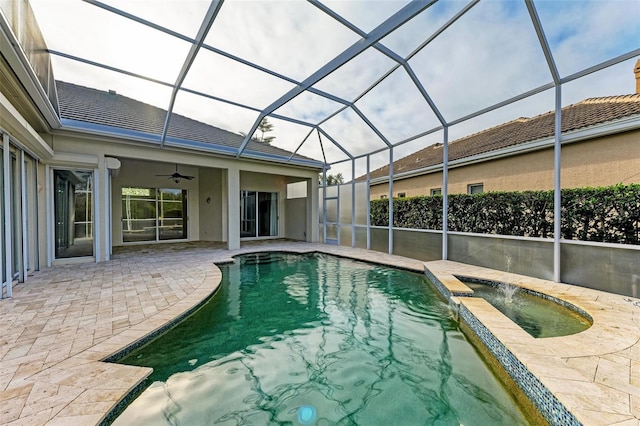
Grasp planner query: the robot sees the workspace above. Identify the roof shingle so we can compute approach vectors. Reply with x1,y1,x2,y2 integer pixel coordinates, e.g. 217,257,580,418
55,81,318,164
360,94,640,181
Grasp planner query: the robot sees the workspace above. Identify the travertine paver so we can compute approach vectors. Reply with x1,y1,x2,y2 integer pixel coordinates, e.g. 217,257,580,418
0,241,424,425
426,260,640,426
1,242,638,425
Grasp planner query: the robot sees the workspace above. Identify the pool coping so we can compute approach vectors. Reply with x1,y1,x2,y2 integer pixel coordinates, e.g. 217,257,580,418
2,242,639,425
425,260,640,426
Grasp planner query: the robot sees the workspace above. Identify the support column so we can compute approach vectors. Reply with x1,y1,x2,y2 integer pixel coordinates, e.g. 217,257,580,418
227,167,240,250
306,176,319,242
45,164,53,267
93,155,111,263
93,164,106,263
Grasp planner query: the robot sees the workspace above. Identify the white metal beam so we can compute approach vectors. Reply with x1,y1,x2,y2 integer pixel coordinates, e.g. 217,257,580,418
527,0,562,282
366,155,371,250
237,0,437,157
20,150,27,282
388,146,393,255
160,0,225,148
351,159,356,247
525,0,560,84
3,133,12,297
442,126,449,260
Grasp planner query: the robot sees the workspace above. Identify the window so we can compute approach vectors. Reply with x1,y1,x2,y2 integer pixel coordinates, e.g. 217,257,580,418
430,188,442,196
398,192,406,198
468,183,484,195
121,187,187,243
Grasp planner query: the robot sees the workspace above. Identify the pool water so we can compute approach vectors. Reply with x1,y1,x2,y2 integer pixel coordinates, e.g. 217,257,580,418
115,252,529,425
464,281,591,338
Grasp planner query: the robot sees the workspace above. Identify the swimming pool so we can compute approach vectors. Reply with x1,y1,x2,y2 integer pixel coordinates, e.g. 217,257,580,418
114,252,529,425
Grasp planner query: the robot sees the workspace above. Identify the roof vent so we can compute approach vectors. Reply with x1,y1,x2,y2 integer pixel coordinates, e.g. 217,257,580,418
108,89,117,95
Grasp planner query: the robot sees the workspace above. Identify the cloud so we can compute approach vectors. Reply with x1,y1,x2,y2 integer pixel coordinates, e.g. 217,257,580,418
28,0,640,182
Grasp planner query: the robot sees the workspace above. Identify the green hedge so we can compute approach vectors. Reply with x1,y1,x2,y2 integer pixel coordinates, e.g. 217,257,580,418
370,183,640,245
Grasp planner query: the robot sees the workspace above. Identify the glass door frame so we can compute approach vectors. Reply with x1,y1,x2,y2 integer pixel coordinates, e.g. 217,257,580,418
121,186,188,244
51,167,95,260
1,131,39,298
240,190,279,239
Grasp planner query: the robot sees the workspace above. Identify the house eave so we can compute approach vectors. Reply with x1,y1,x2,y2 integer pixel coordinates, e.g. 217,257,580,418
369,114,640,185
58,118,326,171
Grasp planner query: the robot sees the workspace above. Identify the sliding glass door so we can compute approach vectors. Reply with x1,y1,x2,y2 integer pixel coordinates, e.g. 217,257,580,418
122,187,187,243
2,137,39,297
158,188,187,240
240,191,256,238
240,190,278,238
53,170,94,258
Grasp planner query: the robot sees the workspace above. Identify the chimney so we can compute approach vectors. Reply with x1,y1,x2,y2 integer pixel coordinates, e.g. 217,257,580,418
635,59,640,94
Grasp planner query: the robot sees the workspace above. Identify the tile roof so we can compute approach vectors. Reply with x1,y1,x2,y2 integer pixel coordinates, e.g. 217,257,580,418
359,94,640,181
55,81,319,165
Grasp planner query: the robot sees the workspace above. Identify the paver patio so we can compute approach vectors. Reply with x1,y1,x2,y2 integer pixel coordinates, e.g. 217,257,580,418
1,241,639,425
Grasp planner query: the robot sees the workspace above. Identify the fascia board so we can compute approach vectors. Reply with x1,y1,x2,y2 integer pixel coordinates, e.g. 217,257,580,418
369,114,640,185
0,90,54,159
59,119,325,170
48,152,99,168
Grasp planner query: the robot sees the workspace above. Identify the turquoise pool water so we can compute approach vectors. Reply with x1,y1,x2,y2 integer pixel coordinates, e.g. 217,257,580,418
114,252,529,425
464,281,591,338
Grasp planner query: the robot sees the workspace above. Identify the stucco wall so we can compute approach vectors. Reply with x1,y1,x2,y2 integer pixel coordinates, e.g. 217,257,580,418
198,167,223,241
370,128,640,198
48,133,321,248
285,198,307,241
112,158,200,245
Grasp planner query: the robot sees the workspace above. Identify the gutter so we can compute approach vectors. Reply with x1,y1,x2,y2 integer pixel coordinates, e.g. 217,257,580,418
59,118,326,171
368,114,640,185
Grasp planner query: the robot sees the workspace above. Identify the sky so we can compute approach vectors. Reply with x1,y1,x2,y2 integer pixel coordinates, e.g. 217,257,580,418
26,0,640,179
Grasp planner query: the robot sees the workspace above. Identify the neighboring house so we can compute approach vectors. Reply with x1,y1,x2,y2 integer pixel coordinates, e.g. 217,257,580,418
362,62,640,199
0,6,320,295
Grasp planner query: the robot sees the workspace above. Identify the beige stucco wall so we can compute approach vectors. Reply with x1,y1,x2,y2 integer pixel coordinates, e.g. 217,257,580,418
112,158,201,245
47,132,320,248
198,167,224,241
370,128,640,198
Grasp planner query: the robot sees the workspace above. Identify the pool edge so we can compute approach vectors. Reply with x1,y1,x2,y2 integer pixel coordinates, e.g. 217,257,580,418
425,266,581,426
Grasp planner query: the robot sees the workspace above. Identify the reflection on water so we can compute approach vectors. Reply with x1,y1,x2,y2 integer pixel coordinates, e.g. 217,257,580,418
115,253,529,425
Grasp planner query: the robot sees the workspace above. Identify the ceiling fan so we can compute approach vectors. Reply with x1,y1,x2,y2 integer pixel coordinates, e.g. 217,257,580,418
156,163,195,183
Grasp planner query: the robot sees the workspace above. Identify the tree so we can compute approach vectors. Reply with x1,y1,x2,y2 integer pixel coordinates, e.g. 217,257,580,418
241,117,276,144
257,117,275,144
319,172,344,186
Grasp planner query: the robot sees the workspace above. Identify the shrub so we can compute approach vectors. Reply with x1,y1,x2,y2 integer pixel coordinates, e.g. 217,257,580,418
370,183,639,245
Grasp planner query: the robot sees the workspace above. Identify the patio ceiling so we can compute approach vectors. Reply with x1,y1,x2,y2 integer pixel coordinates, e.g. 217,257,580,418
28,0,640,178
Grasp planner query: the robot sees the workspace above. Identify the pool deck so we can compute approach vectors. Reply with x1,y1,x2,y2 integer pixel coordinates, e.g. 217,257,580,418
1,241,639,425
